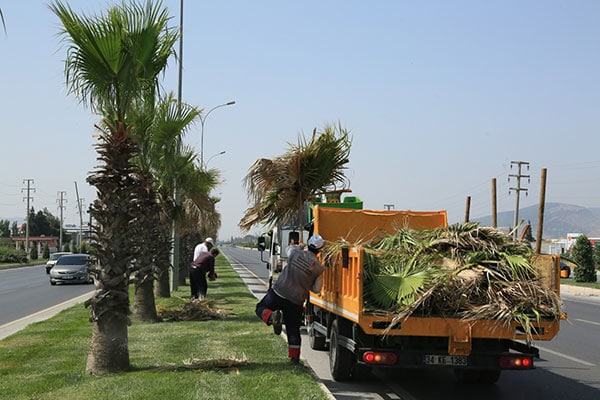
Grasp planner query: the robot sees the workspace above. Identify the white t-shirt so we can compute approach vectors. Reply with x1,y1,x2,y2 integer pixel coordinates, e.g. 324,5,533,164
193,242,210,261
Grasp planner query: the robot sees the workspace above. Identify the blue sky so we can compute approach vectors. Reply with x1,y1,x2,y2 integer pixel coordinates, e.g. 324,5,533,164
1,1,599,240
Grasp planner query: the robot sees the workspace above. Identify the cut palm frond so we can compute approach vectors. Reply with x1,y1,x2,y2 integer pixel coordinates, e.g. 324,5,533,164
335,221,564,342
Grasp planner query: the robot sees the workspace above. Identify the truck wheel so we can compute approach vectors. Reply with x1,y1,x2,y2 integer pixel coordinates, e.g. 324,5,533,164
329,320,354,381
308,323,327,350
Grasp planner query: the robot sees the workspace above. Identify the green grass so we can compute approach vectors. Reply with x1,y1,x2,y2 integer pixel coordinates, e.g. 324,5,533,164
560,278,600,290
0,256,329,400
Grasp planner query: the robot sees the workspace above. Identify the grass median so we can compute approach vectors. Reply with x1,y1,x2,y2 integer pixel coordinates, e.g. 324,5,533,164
0,255,329,400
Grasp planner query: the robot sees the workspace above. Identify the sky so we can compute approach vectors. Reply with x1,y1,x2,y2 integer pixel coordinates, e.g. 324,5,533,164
1,1,599,240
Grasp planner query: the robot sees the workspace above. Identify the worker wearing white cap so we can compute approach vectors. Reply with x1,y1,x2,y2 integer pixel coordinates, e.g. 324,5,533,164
190,238,215,299
193,237,214,260
255,234,326,364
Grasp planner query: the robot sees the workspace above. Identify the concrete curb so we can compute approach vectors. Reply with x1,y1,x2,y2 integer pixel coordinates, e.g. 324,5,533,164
0,290,95,340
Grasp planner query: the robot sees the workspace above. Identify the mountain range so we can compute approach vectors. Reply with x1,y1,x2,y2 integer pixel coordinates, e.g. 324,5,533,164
473,203,600,239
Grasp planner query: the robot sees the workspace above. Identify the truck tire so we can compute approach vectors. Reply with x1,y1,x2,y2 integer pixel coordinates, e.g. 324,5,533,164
308,323,327,350
329,320,354,381
454,369,501,384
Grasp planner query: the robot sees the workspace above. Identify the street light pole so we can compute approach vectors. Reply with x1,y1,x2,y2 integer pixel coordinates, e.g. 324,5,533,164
205,151,226,168
171,0,185,292
200,101,235,167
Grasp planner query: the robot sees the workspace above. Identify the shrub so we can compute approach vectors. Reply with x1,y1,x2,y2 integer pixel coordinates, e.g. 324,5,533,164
572,234,597,282
43,243,50,259
30,246,38,260
0,247,27,263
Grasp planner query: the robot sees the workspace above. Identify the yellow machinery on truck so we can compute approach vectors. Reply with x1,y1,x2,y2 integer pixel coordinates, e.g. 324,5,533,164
305,201,562,383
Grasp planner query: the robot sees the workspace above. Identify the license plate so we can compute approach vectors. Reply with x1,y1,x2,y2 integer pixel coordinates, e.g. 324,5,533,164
61,276,74,280
423,355,468,366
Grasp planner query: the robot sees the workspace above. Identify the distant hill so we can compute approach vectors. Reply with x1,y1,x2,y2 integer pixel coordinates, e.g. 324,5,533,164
5,203,600,240
473,203,600,239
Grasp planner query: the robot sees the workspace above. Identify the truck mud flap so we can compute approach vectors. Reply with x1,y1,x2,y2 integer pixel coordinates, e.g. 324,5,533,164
508,340,540,358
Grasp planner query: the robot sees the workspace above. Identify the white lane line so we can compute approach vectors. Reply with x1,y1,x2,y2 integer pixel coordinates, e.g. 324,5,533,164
537,345,596,367
575,318,600,327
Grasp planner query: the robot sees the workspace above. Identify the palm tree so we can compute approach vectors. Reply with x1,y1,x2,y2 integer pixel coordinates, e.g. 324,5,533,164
132,92,220,298
50,0,178,374
239,122,351,240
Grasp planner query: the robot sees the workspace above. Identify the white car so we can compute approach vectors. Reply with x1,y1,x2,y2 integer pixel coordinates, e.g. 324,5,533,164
45,252,72,274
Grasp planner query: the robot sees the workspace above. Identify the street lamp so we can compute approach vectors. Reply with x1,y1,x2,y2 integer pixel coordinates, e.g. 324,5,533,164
205,150,226,168
200,101,235,167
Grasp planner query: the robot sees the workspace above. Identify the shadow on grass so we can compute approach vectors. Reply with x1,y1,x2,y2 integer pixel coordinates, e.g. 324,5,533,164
130,358,309,375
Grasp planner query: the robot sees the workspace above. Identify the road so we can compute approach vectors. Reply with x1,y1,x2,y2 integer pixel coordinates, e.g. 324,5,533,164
2,251,599,399
0,264,95,339
221,245,600,400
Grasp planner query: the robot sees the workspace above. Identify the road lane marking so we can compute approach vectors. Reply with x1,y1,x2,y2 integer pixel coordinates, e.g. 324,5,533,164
575,318,600,327
537,345,596,367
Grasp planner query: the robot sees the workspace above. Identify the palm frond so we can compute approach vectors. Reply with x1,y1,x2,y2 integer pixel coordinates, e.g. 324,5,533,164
239,122,351,231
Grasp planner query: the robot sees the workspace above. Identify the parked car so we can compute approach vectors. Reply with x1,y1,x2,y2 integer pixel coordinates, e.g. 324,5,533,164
45,252,72,274
49,254,93,285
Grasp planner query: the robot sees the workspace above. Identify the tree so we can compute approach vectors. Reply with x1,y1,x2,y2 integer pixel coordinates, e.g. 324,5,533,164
572,234,597,283
27,207,62,237
593,244,600,270
43,243,50,259
133,93,221,296
0,219,9,238
30,245,38,260
51,0,178,374
239,122,351,240
10,221,18,237
523,220,534,243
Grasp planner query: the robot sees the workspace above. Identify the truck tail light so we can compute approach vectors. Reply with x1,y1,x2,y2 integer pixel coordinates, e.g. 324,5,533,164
362,351,397,365
499,355,534,369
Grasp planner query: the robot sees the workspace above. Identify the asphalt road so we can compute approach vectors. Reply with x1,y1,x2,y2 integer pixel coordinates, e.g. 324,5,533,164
2,251,599,399
0,263,95,339
221,245,600,400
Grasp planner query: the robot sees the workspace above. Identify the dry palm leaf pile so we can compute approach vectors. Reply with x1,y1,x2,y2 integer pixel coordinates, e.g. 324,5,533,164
157,299,229,322
329,222,562,341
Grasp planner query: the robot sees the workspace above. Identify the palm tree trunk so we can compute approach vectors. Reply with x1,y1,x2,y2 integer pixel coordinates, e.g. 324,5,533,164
85,312,130,373
133,279,157,321
155,269,171,297
154,215,173,298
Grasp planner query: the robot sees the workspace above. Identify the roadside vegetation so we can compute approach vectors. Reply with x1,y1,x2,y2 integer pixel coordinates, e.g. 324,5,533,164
0,255,328,400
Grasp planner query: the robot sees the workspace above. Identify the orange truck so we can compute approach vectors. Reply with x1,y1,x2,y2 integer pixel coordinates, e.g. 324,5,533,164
305,203,562,383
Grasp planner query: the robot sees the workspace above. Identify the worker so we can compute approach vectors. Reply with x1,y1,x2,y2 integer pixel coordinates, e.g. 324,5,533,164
255,234,326,364
190,248,219,300
193,237,214,260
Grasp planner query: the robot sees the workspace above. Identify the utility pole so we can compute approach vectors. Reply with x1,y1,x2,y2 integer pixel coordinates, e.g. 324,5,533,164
57,191,67,251
491,178,497,228
383,204,395,210
170,0,185,292
74,181,84,247
21,179,35,259
509,161,530,241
